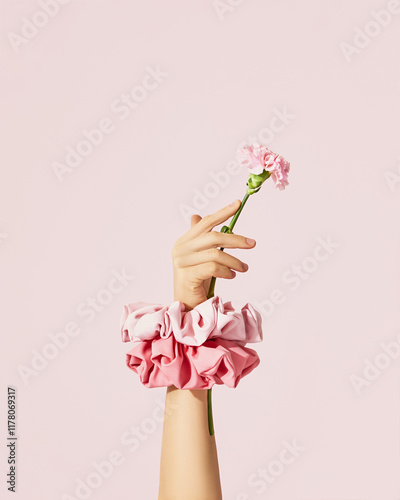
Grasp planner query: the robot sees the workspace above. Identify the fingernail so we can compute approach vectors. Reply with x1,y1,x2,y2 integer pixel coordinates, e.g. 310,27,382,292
230,199,239,206
242,263,249,271
246,238,256,245
231,271,236,277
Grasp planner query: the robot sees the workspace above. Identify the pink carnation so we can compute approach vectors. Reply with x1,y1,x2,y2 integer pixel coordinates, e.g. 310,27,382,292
265,153,290,190
236,143,290,190
236,143,268,175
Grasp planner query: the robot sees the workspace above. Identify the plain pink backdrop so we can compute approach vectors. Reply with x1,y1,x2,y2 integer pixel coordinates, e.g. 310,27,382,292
1,1,399,499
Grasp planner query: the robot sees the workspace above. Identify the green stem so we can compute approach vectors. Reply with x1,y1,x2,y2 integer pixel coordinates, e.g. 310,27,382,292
206,191,251,435
226,192,250,234
207,192,250,300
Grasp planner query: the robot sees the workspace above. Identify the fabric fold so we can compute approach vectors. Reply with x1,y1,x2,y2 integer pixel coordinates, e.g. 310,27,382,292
120,295,263,346
120,295,263,389
125,336,260,389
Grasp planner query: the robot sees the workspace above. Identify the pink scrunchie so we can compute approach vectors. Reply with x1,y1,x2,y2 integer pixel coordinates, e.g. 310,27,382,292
120,296,263,389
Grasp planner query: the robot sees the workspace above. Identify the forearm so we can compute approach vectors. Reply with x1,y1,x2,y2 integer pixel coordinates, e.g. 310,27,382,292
158,386,222,500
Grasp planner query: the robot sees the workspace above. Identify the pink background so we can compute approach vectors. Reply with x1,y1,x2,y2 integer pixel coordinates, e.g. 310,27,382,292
1,1,400,499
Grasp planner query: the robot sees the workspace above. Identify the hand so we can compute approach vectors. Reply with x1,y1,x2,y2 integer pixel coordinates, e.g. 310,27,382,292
171,199,257,311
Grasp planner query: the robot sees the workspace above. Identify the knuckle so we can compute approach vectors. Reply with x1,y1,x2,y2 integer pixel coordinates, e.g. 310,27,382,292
171,246,180,260
208,262,219,273
172,242,184,257
174,255,183,267
208,231,219,243
209,247,221,259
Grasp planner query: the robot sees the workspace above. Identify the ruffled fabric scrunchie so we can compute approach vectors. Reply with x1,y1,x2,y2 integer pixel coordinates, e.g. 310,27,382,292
120,295,263,390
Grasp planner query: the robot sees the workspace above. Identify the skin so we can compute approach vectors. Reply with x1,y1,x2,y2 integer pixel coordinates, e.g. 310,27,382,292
158,200,256,500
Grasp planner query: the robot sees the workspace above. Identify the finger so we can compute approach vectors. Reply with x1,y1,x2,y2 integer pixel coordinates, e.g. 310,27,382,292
192,199,242,236
179,199,242,243
174,214,202,247
191,214,202,229
175,248,248,272
193,262,236,281
182,231,256,253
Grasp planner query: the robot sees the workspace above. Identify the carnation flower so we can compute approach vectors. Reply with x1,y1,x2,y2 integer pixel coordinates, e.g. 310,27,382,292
236,143,269,175
264,152,290,191
236,143,290,192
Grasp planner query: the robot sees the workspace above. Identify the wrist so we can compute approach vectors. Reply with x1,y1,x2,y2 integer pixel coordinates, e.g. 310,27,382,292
173,288,203,311
167,385,209,400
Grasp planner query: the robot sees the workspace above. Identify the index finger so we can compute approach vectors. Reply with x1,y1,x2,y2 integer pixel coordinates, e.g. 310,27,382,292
180,199,242,243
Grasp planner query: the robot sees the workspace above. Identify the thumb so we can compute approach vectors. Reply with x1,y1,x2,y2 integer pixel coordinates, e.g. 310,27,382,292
191,214,202,229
